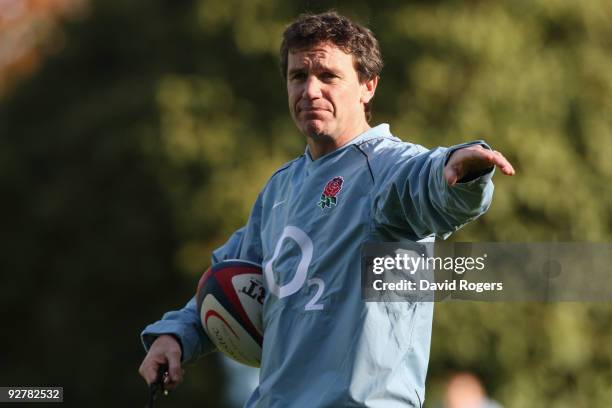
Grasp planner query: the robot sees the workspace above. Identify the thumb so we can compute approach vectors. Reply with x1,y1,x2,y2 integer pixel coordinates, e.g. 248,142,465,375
444,166,459,186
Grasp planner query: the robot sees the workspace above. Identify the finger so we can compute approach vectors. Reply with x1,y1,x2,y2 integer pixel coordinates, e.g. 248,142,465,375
491,150,515,175
139,360,161,385
476,149,512,175
165,351,183,390
164,376,180,391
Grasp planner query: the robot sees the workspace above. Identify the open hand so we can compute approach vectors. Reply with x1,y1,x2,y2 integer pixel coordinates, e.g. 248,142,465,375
444,144,515,186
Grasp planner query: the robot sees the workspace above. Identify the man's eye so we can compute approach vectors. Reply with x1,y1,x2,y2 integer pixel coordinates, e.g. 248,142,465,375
291,73,306,81
320,72,338,82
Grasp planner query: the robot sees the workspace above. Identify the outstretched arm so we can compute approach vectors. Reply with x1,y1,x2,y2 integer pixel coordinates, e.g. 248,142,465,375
373,141,514,240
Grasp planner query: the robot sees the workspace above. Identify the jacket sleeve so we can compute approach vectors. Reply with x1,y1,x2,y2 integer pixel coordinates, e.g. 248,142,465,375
372,140,495,240
140,194,264,363
140,296,214,363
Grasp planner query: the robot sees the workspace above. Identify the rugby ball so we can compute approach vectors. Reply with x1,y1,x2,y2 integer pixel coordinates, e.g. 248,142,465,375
196,259,265,367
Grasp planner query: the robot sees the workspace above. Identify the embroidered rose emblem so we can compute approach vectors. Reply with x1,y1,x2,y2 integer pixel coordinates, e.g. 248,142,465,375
323,177,343,197
318,176,344,209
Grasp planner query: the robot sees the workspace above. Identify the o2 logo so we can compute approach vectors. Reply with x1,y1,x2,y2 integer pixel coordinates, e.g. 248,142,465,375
264,226,325,311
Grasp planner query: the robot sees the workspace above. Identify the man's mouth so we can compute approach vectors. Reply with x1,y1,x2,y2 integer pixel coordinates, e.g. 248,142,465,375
300,107,329,114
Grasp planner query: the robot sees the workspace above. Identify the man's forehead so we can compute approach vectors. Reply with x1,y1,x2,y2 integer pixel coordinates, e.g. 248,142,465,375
288,43,352,67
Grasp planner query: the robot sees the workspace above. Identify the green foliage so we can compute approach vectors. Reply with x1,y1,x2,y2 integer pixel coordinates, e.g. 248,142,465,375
1,0,611,406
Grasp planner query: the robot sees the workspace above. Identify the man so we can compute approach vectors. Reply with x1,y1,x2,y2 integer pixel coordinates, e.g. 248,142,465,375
139,11,514,407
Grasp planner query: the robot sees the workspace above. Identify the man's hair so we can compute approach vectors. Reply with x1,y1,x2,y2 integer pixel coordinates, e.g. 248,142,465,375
280,11,383,122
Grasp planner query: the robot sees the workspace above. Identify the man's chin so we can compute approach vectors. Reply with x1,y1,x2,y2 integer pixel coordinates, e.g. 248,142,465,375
302,120,330,139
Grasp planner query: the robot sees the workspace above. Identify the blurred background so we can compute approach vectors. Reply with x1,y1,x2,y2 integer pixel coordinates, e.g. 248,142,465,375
1,0,611,406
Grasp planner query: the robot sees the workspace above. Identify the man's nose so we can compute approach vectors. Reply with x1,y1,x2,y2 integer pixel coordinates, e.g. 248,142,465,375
303,76,322,99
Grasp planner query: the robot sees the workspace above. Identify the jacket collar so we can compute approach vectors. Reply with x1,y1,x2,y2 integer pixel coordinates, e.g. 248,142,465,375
304,123,394,161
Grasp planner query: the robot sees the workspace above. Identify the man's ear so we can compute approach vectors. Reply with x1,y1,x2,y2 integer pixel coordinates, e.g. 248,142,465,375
360,76,379,104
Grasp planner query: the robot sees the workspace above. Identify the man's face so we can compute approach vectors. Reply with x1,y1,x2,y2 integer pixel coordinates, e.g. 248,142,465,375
287,43,375,141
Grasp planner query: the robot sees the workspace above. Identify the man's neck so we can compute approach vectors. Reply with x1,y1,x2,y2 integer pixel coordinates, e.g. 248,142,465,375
306,124,371,160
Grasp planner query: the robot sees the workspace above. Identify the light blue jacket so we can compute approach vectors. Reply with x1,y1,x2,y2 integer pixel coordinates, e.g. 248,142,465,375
142,124,494,407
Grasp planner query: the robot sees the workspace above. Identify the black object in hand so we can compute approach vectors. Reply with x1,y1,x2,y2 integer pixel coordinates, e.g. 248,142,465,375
146,364,169,408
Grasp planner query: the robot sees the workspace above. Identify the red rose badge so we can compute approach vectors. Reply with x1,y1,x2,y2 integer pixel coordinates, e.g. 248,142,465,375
318,176,344,209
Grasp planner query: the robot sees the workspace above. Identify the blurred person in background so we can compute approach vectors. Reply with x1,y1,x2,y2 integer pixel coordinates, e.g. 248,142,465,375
139,11,514,407
443,372,502,408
